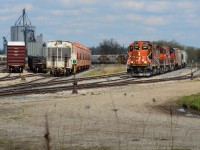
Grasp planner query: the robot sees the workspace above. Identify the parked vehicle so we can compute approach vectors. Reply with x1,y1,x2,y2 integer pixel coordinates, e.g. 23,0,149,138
91,54,127,64
7,41,26,73
46,40,91,76
28,56,46,73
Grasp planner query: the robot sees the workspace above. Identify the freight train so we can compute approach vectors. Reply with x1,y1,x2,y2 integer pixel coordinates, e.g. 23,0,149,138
91,54,127,64
127,41,187,76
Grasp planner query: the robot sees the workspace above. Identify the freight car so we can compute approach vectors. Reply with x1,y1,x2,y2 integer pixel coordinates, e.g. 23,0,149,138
46,40,91,76
0,55,7,65
127,41,187,76
91,54,127,64
28,56,46,73
7,41,26,73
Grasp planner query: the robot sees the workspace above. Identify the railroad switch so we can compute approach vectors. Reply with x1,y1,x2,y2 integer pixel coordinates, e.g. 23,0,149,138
191,73,193,80
20,73,26,81
72,79,78,94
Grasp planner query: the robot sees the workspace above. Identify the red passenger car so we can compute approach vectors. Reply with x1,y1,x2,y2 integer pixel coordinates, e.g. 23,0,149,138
7,42,26,73
72,42,91,72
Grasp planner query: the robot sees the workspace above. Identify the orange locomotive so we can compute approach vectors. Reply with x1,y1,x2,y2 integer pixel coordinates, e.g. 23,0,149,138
127,41,178,76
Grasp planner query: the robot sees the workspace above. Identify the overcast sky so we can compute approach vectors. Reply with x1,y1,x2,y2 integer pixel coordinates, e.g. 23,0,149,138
0,0,200,49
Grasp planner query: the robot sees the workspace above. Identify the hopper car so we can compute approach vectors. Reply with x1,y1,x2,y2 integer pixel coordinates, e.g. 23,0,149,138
127,41,187,76
28,56,46,73
7,41,26,73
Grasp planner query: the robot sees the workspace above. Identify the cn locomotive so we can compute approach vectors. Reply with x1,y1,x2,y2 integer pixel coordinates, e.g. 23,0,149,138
127,41,187,76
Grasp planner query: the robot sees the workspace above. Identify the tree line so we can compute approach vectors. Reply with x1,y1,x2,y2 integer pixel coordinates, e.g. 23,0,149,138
1,39,200,63
90,39,200,63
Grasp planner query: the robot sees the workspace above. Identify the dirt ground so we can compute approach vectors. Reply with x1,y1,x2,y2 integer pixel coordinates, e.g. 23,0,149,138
0,79,200,150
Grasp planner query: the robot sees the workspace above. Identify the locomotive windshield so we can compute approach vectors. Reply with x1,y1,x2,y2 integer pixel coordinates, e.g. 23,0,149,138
134,44,140,50
142,44,148,50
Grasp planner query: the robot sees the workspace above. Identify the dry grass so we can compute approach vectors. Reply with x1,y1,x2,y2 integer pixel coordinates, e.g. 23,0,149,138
84,64,126,77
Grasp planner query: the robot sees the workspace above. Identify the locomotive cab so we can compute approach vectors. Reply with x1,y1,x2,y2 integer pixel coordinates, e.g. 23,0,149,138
127,41,155,76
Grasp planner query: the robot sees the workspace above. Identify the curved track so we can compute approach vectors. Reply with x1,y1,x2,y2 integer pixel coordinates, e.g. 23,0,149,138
0,69,198,98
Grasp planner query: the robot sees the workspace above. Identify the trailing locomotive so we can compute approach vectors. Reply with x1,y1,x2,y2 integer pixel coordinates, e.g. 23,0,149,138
46,40,91,76
127,41,187,76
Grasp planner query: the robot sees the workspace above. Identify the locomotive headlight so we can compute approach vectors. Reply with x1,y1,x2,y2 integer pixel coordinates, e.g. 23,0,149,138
144,61,147,64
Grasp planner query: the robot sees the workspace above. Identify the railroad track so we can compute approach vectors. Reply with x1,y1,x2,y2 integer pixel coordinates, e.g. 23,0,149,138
0,73,48,82
0,71,198,98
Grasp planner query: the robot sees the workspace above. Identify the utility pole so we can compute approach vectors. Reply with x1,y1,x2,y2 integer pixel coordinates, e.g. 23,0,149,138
191,60,193,80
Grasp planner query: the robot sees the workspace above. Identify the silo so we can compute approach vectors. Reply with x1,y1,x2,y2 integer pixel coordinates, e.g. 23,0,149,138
10,9,36,43
11,25,36,43
11,26,25,41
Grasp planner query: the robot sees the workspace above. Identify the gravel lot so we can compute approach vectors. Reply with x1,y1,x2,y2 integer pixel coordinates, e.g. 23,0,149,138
0,77,200,150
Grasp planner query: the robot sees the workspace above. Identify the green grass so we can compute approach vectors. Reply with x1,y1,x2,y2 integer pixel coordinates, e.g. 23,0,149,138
177,93,200,111
84,64,126,77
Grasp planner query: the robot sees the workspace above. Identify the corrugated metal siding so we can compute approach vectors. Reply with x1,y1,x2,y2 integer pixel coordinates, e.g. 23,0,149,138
11,26,36,42
27,34,45,57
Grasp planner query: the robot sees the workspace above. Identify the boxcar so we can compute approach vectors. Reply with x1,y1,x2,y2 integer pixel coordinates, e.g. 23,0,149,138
7,41,26,73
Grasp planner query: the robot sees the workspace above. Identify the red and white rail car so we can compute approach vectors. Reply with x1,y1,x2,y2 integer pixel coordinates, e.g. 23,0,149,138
46,40,91,76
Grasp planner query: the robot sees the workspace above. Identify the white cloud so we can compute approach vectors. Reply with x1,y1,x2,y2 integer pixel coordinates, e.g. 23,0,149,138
51,10,80,16
125,14,170,26
0,16,12,21
60,0,97,6
125,14,142,22
144,16,169,25
114,1,144,9
177,2,196,10
146,1,171,13
0,4,32,14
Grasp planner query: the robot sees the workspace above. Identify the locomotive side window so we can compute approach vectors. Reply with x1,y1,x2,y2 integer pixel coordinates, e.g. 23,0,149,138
169,48,174,54
129,46,133,52
160,48,164,54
